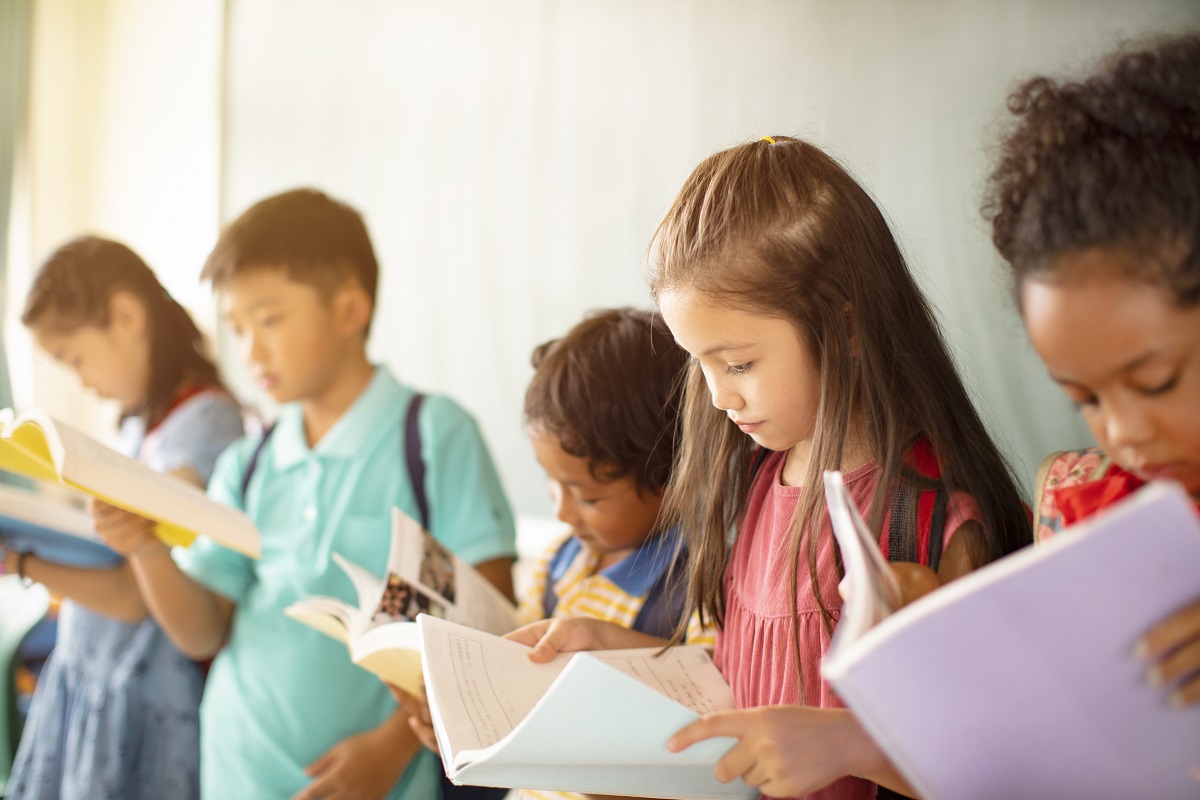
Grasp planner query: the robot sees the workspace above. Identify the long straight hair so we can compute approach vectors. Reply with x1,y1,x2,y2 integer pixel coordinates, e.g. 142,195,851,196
22,236,226,429
649,138,1030,676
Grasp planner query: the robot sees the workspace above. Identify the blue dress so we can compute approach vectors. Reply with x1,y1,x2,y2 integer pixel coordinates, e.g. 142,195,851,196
7,392,244,800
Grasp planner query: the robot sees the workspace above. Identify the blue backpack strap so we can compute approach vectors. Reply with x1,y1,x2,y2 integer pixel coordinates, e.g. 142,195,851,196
404,393,429,530
540,536,582,619
630,550,689,640
240,394,429,525
239,423,276,505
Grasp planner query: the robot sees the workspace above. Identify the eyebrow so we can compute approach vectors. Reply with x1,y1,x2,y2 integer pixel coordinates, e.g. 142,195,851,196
224,299,278,318
1049,347,1169,385
700,341,754,357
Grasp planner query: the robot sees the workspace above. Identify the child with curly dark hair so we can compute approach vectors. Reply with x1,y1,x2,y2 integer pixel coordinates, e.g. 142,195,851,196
984,32,1200,708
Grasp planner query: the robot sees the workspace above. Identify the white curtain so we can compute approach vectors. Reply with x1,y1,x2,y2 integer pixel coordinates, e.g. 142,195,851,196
221,0,1199,515
8,0,223,433
15,1,1199,517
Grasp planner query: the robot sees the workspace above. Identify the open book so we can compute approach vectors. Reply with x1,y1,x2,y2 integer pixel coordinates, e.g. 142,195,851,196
0,483,121,568
821,471,1200,800
420,615,757,800
0,408,260,558
284,508,518,695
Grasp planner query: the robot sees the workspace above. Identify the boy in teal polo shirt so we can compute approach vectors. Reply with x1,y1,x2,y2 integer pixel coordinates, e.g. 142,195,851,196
96,189,517,799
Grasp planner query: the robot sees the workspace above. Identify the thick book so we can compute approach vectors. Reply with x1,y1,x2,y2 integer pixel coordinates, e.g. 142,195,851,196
0,407,260,558
0,483,121,568
419,615,757,800
284,508,518,695
820,471,1200,800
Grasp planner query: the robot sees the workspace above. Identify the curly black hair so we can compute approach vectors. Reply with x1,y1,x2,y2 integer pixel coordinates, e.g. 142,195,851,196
524,308,685,493
983,33,1200,306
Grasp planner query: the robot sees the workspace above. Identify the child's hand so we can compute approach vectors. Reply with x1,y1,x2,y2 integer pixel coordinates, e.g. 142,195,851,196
505,618,661,663
293,720,412,800
1140,598,1200,708
666,706,881,797
389,683,440,753
90,499,165,559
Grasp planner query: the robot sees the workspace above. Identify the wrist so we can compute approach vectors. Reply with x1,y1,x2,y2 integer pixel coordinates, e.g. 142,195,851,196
128,538,172,563
380,708,423,758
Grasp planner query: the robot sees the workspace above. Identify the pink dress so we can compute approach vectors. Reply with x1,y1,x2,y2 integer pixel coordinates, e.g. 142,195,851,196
714,450,976,800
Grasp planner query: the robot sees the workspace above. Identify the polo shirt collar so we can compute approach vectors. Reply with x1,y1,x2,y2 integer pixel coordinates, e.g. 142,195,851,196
269,367,409,471
599,525,682,597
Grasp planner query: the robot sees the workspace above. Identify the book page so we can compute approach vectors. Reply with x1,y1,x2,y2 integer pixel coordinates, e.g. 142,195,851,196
388,508,517,635
5,411,261,558
593,645,735,716
284,596,356,643
421,615,574,755
0,483,96,539
823,470,902,665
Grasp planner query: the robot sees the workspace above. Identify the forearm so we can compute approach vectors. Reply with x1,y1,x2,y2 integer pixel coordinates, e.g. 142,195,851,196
128,543,232,659
7,552,147,622
845,717,918,797
379,705,425,768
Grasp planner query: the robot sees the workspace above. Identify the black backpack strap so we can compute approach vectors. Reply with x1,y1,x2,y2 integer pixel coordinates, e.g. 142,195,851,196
404,393,430,531
239,423,276,505
885,478,948,574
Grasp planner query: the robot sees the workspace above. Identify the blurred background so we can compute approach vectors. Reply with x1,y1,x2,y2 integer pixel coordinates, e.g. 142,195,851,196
3,0,1199,523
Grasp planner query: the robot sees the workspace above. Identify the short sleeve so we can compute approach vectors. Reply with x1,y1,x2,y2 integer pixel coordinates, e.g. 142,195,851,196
1033,448,1108,544
172,435,257,603
516,542,554,626
515,532,575,625
147,393,245,484
941,490,983,547
420,395,518,566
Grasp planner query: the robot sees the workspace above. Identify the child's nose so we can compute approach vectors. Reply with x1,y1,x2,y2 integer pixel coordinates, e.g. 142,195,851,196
1103,398,1154,450
551,488,580,527
708,377,741,413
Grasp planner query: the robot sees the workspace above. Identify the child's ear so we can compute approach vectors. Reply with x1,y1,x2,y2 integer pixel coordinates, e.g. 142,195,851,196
107,290,148,342
333,283,373,337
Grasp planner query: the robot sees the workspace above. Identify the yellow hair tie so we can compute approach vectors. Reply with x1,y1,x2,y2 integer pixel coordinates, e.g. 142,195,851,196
760,136,776,145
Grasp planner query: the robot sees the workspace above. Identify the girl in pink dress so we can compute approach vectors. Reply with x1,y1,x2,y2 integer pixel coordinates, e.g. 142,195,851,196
514,136,1030,800
985,34,1200,710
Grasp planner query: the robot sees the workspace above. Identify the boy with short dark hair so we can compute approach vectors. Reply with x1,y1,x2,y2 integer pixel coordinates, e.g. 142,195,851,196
98,188,517,799
519,308,707,643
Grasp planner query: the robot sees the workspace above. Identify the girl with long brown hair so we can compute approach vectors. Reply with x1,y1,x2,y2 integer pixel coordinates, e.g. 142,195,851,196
4,236,243,800
514,137,1030,799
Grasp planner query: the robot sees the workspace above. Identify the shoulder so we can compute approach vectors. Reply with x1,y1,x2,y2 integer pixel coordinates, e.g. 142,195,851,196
148,391,246,482
164,391,243,440
1034,447,1110,541
413,392,480,430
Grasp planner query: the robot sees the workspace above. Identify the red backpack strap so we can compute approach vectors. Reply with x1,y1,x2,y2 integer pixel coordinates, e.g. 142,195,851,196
884,437,947,571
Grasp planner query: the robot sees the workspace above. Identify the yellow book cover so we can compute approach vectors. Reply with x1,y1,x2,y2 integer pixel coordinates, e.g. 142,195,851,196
0,407,260,558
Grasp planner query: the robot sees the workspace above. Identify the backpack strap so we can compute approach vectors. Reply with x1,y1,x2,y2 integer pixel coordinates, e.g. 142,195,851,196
238,393,429,531
404,393,429,531
239,423,276,504
884,439,947,573
876,441,946,800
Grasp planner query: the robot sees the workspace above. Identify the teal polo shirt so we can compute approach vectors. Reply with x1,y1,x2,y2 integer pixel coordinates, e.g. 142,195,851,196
176,367,516,799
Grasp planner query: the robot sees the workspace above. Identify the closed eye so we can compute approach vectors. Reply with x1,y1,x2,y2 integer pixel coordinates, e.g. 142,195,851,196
1141,375,1178,396
726,363,751,376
